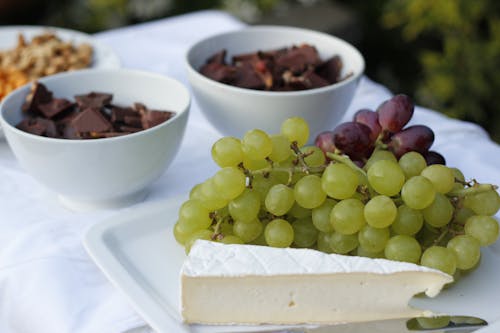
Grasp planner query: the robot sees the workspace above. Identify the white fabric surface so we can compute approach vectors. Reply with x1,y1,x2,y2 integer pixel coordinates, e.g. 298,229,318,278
0,9,499,333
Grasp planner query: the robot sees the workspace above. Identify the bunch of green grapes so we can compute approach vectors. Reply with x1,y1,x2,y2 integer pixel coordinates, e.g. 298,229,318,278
174,113,499,278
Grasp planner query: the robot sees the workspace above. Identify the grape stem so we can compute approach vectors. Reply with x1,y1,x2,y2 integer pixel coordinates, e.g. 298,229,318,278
326,152,368,178
290,141,311,174
447,183,498,197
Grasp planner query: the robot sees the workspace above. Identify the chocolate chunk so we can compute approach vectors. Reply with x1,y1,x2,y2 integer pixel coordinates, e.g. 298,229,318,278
233,63,266,90
16,117,57,137
274,44,321,74
303,69,331,89
315,55,343,84
207,49,227,65
37,98,74,118
141,110,175,129
200,63,236,84
69,108,112,134
74,92,112,109
22,82,53,114
111,106,138,123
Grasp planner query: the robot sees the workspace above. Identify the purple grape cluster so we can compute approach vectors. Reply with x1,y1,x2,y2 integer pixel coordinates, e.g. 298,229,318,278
315,94,445,165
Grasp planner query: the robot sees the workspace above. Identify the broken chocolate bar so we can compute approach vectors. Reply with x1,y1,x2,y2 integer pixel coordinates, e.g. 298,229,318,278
200,44,348,91
15,82,176,139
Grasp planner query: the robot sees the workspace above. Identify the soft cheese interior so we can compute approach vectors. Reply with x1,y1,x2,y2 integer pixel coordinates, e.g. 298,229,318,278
181,240,453,325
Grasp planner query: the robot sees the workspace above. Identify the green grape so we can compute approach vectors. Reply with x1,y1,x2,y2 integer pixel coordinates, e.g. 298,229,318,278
270,170,289,185
463,189,500,216
329,231,359,254
250,230,268,246
243,156,269,171
218,220,233,236
252,173,279,205
417,223,442,248
265,218,294,248
312,198,337,232
420,246,457,275
294,174,326,209
213,167,247,200
301,146,326,167
384,235,422,263
465,215,499,246
363,149,397,172
219,235,244,245
269,134,292,163
401,176,436,210
198,178,229,211
173,221,191,245
321,163,359,200
450,167,465,191
241,129,273,160
364,195,397,228
454,207,475,225
233,218,263,243
398,151,427,178
356,246,384,258
177,199,212,234
317,232,333,253
265,184,295,216
447,235,481,270
211,136,244,167
391,205,424,236
228,189,260,222
358,226,390,253
189,183,203,200
330,198,366,235
292,218,319,248
367,160,405,196
422,193,454,228
184,229,213,254
281,116,309,147
421,164,455,194
290,170,307,185
288,202,311,218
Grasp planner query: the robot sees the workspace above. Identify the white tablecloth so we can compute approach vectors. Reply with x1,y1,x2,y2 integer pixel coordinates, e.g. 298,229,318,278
0,10,499,333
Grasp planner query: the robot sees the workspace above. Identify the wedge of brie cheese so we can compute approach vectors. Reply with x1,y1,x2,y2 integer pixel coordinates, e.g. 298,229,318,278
180,240,452,325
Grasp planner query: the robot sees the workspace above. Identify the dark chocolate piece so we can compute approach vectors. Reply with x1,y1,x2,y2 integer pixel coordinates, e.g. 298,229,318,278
315,55,343,84
16,117,57,137
200,63,236,84
74,92,113,109
37,98,74,118
22,82,53,114
69,108,113,134
141,110,175,129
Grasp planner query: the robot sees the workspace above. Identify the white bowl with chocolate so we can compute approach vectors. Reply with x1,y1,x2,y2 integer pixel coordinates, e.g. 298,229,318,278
186,25,364,139
0,69,190,210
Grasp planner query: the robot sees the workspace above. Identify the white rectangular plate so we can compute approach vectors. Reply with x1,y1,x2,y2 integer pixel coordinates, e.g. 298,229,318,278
84,196,500,333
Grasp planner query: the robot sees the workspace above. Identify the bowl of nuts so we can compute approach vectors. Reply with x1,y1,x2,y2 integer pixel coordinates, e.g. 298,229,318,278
0,69,190,210
186,25,364,139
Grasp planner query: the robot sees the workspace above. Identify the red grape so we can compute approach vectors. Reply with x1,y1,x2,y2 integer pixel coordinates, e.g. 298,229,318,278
353,109,382,141
424,150,446,165
377,94,414,133
315,131,336,155
332,122,373,159
388,125,434,158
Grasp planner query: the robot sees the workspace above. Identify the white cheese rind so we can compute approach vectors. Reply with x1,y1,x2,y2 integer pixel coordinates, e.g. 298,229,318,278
180,240,453,325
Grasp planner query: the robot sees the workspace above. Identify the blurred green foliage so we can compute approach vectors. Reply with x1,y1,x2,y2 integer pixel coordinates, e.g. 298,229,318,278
381,0,500,142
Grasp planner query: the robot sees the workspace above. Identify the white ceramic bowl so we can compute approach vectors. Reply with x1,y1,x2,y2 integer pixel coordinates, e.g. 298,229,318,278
186,25,364,139
0,69,190,210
